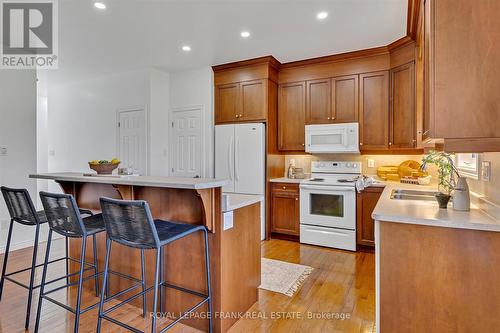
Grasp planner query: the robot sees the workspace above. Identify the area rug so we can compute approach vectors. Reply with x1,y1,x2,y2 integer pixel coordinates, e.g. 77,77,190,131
259,258,314,297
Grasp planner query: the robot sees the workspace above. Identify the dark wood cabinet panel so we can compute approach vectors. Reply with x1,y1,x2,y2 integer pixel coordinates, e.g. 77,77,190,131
240,79,267,121
305,78,331,124
359,71,390,150
271,183,300,236
215,83,239,123
332,75,359,123
278,82,306,151
391,62,416,149
356,187,384,247
423,0,433,142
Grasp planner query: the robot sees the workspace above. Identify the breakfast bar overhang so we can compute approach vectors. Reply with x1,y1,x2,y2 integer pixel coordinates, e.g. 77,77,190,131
30,172,263,333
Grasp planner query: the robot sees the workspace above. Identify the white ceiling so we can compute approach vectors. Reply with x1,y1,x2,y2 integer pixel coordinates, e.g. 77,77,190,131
49,0,407,83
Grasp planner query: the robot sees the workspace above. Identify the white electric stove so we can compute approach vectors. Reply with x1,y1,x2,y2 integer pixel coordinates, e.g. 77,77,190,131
300,161,361,251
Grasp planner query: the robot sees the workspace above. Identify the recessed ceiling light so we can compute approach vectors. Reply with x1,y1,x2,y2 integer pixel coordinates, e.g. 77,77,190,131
182,45,191,52
94,2,106,10
316,11,328,20
240,31,250,38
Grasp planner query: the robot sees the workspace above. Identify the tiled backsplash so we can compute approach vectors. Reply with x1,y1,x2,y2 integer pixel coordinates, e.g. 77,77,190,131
284,152,499,207
284,154,436,176
468,152,500,206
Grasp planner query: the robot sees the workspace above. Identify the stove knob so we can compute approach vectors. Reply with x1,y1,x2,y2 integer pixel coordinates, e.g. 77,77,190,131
352,163,358,168
346,163,352,168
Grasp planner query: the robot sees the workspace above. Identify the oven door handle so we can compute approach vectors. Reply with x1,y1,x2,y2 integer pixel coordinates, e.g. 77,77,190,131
299,184,356,192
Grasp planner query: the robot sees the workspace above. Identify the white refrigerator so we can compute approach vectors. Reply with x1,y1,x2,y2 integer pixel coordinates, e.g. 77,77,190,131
215,123,266,239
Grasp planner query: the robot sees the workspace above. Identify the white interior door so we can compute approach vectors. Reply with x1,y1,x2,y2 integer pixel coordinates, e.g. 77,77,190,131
118,108,147,175
170,107,203,178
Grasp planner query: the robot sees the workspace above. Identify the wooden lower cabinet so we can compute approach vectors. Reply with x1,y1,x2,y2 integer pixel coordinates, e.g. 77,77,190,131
270,182,300,236
356,186,384,247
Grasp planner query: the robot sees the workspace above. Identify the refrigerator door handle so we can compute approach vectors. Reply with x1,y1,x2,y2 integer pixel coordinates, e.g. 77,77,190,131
228,136,233,180
234,136,240,181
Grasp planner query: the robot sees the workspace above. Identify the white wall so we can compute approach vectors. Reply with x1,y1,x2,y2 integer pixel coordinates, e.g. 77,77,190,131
150,69,170,176
0,70,38,252
46,69,172,179
169,67,214,177
46,70,151,178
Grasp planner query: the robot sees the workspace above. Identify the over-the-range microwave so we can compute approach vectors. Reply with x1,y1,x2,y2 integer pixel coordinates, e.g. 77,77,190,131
305,122,360,154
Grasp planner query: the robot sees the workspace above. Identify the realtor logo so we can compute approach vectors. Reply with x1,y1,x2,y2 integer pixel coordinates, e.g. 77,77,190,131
1,0,58,69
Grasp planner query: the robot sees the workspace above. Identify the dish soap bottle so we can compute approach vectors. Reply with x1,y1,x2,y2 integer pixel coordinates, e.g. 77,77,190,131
287,159,295,179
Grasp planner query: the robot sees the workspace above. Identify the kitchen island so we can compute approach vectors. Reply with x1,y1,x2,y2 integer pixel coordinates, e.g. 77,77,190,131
372,182,500,332
30,172,263,333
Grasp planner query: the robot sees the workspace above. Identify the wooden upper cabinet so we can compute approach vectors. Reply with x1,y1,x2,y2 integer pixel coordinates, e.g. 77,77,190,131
305,75,359,125
306,79,331,124
390,62,416,149
278,82,306,151
215,83,240,123
240,79,267,122
359,71,390,150
423,0,500,151
213,57,279,125
332,75,359,123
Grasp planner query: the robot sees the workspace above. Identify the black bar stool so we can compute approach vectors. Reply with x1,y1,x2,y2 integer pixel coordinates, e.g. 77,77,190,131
97,197,213,333
0,186,94,330
34,191,106,333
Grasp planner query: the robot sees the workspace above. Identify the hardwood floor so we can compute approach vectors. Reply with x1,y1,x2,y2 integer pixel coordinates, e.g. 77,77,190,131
0,238,375,333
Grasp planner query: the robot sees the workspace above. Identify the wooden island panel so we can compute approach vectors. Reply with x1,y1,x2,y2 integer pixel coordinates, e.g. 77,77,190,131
379,221,500,332
56,181,259,333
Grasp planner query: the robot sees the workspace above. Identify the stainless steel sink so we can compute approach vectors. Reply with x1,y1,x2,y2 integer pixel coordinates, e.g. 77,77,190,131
390,189,439,201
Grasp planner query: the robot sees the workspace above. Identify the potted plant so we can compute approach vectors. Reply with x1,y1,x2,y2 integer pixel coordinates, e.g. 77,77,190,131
421,151,459,209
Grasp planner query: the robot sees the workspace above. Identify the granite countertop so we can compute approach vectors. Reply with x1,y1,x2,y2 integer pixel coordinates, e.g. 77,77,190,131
269,177,305,184
372,182,500,232
222,193,263,212
30,172,228,190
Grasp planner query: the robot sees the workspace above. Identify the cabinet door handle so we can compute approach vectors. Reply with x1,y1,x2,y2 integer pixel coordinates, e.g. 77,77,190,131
327,117,331,120
360,142,364,146
282,186,286,190
301,143,305,146
295,198,298,201
235,114,239,118
389,142,392,146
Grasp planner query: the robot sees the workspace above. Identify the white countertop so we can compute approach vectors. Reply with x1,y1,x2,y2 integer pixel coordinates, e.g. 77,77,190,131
372,182,500,232
269,177,305,184
222,193,263,212
30,172,228,190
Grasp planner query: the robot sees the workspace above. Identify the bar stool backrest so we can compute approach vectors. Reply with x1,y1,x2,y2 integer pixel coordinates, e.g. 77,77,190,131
100,197,160,249
1,186,41,225
39,191,86,238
